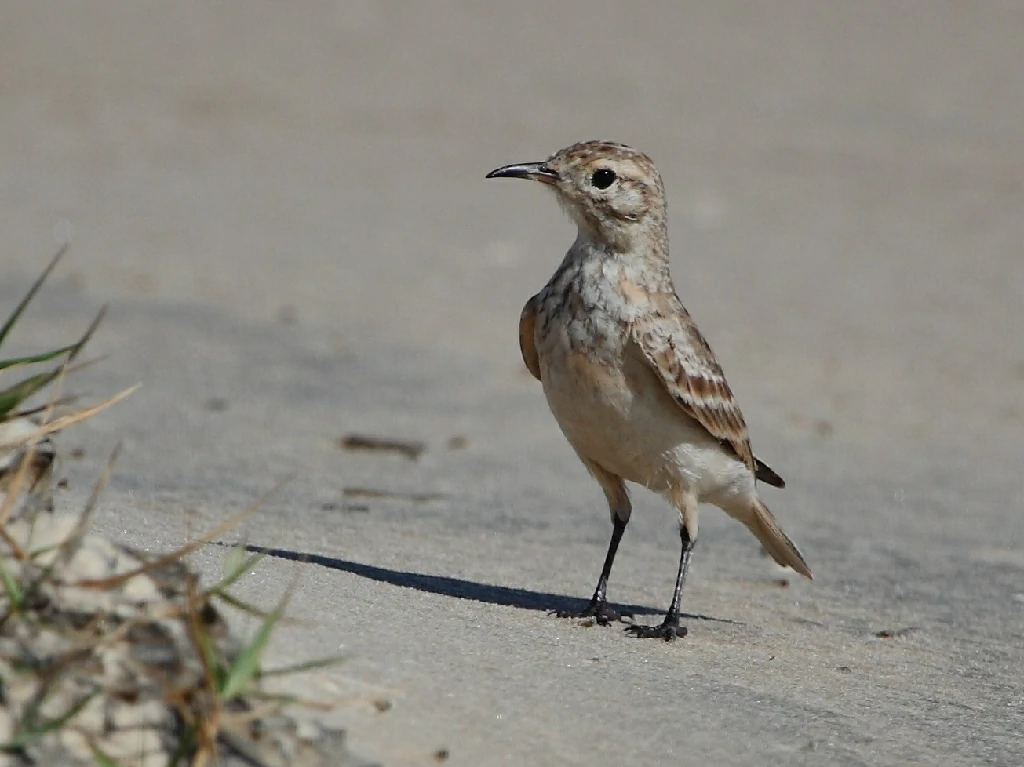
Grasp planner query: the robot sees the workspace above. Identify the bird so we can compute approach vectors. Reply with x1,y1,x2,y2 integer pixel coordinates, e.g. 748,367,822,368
486,140,812,640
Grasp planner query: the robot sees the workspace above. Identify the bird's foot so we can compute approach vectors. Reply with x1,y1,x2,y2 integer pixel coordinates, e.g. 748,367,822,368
625,617,687,641
555,598,622,626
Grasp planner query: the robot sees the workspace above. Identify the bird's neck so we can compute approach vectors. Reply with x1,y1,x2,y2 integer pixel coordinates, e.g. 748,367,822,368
567,221,673,290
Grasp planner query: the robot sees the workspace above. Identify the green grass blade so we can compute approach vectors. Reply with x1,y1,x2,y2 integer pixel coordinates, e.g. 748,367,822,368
210,589,271,619
0,305,106,419
62,304,107,366
0,344,78,372
259,654,347,679
89,743,122,767
0,557,22,613
220,591,289,700
222,542,246,579
0,246,67,349
236,691,299,705
212,548,267,594
6,691,96,750
0,370,61,420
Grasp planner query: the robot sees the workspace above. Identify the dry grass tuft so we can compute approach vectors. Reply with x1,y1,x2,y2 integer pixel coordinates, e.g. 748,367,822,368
0,251,376,766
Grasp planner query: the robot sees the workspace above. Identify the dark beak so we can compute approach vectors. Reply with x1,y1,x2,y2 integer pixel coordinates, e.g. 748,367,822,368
485,161,559,185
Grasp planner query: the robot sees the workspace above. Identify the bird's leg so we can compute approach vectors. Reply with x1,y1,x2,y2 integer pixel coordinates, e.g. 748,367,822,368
626,526,694,641
557,515,627,625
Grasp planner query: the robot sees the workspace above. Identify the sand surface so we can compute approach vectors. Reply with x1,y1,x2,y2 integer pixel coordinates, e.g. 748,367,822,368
1,3,1022,764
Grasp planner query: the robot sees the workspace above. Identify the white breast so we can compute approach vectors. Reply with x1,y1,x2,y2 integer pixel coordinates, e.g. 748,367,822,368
537,304,753,509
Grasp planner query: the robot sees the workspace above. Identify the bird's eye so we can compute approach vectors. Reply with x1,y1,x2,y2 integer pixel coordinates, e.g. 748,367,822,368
591,168,616,190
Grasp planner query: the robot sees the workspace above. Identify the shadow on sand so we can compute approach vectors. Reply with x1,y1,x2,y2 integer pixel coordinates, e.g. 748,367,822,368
235,544,738,625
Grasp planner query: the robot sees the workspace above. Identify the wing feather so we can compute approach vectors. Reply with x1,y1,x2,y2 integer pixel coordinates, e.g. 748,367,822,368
519,296,541,381
630,298,757,474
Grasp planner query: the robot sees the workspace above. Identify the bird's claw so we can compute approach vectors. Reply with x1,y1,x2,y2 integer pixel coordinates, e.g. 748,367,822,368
624,620,687,641
555,600,622,626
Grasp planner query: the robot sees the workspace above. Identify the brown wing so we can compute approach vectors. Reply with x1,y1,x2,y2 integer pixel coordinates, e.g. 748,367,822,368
519,296,541,381
630,298,757,474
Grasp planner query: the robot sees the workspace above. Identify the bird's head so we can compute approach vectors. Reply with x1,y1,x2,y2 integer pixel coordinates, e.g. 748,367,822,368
486,140,668,252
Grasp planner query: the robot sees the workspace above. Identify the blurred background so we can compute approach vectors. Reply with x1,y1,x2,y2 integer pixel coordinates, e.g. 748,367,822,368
0,2,1022,764
3,2,1021,465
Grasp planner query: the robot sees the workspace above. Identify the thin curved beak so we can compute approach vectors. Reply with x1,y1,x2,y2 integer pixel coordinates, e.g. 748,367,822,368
485,161,559,185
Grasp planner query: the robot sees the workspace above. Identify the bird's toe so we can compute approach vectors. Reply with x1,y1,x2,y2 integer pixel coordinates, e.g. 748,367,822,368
624,620,687,641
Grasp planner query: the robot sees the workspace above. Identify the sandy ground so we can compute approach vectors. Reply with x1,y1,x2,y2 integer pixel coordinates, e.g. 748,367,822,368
2,2,1023,764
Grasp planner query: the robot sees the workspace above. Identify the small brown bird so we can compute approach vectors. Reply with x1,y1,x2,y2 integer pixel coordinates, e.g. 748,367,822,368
487,140,812,640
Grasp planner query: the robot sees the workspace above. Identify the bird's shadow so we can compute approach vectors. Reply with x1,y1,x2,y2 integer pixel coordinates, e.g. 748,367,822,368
233,544,738,626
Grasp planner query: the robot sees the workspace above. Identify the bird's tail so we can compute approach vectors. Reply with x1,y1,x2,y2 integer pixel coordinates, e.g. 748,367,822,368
747,498,812,579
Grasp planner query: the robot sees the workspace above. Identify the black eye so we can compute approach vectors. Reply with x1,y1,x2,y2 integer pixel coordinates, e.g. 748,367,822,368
591,168,616,189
